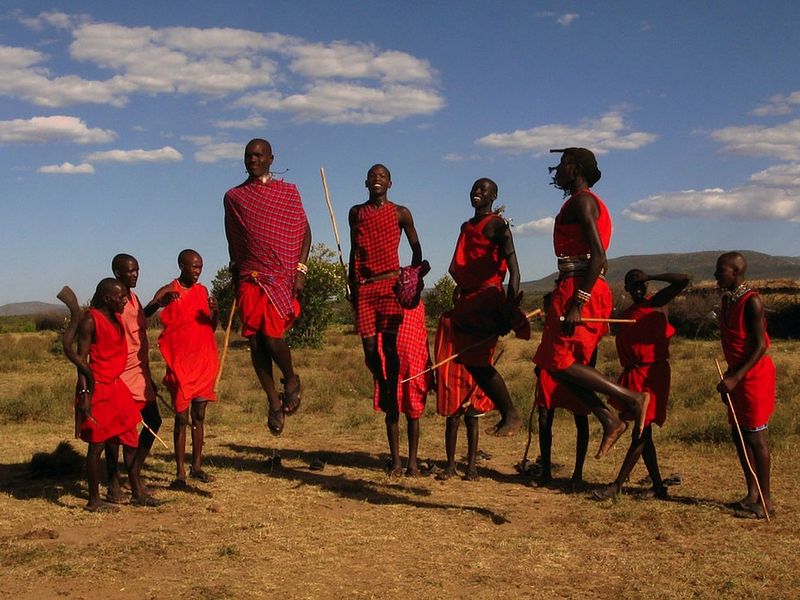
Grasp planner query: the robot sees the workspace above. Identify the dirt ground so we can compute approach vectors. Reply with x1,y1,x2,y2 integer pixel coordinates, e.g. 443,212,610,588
1,413,797,600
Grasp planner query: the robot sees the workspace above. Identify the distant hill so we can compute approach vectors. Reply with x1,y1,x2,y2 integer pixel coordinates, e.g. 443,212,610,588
521,250,800,293
0,302,68,317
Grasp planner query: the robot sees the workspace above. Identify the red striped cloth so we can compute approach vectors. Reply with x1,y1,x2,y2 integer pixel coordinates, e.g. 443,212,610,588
224,178,307,318
434,314,494,417
373,302,432,418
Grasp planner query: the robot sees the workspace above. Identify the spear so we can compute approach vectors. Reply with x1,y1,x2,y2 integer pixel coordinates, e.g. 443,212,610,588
320,167,350,297
714,358,770,521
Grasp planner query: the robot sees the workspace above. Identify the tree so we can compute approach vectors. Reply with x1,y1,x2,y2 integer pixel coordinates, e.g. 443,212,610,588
211,243,347,348
424,274,456,323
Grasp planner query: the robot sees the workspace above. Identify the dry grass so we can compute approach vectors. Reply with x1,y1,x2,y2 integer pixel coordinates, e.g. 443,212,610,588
0,326,798,599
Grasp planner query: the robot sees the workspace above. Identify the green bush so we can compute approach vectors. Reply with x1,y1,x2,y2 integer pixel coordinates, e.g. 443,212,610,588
423,275,455,324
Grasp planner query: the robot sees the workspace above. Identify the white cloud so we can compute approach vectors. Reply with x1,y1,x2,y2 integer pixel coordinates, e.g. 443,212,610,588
0,115,115,143
38,162,95,174
5,15,443,124
287,42,435,83
711,118,800,161
237,82,444,125
557,13,580,26
475,111,657,155
84,146,182,163
624,160,800,222
443,153,481,162
752,91,800,117
196,142,243,163
512,217,555,237
213,114,266,129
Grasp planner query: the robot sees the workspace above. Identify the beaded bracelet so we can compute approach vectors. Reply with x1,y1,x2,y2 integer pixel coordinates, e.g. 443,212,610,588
576,289,592,304
296,262,308,275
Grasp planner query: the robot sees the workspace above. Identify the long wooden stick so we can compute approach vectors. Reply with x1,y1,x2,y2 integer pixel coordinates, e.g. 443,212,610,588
714,358,770,521
320,167,350,297
214,303,236,393
141,420,169,450
559,316,636,323
402,308,543,384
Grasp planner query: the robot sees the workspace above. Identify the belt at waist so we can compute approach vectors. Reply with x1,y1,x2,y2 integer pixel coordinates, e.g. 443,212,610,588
557,270,606,282
355,269,399,286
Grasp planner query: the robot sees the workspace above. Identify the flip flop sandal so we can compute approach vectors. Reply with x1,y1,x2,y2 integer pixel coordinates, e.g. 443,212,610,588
309,457,326,471
104,494,126,505
131,495,163,507
267,406,285,436
190,469,216,484
169,478,189,490
281,374,302,415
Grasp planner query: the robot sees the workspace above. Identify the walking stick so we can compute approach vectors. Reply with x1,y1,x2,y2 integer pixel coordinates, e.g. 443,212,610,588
402,308,543,383
320,167,350,297
714,358,770,521
214,303,236,393
141,420,169,450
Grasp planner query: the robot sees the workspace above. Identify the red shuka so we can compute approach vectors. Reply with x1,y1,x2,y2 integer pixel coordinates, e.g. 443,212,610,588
119,290,155,404
158,281,219,413
610,299,674,427
448,214,510,365
719,290,775,429
79,309,141,445
372,302,433,418
434,314,494,417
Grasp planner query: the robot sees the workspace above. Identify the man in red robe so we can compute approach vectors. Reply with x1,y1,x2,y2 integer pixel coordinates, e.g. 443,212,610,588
149,249,220,488
109,253,162,502
224,138,311,436
75,278,149,511
593,270,689,500
349,163,423,476
715,252,775,519
533,148,648,459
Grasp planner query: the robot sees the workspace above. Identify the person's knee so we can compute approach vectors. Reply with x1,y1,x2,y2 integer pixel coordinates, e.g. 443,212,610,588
175,411,190,428
143,403,162,431
191,401,207,423
384,410,399,424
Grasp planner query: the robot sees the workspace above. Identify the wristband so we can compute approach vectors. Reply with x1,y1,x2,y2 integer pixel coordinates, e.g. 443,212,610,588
296,262,308,275
576,289,592,304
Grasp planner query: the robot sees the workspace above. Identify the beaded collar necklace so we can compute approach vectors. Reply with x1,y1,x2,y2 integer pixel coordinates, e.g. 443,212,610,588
723,282,750,314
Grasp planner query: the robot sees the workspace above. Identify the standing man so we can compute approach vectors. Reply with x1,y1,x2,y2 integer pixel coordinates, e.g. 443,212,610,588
110,253,162,504
224,138,312,436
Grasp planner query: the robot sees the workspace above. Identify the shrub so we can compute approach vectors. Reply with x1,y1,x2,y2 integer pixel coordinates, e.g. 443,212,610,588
424,275,455,323
35,312,66,332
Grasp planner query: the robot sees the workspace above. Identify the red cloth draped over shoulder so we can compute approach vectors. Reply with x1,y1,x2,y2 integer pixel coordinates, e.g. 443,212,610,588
719,290,775,428
610,299,675,427
553,189,611,257
79,309,141,444
352,202,401,280
434,314,494,417
373,302,433,418
224,178,307,318
449,214,506,291
158,281,219,413
119,290,155,404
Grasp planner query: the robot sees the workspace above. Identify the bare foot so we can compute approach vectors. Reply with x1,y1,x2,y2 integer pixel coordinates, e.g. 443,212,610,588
405,468,422,477
595,418,628,459
435,466,457,481
385,460,403,477
486,413,522,437
635,392,650,438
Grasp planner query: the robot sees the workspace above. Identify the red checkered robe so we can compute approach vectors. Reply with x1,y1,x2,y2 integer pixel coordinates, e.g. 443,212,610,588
719,290,775,429
372,302,433,418
609,298,674,427
352,201,403,336
224,178,308,319
158,281,219,414
119,290,155,405
78,309,141,446
434,314,494,417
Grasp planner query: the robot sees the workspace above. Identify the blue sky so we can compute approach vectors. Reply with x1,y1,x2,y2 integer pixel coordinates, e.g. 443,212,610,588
1,1,798,305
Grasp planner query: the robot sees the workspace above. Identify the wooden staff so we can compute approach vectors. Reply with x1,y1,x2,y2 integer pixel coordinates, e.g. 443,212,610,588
141,420,169,450
402,308,543,384
320,167,350,297
714,358,770,521
559,316,636,323
214,303,236,393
